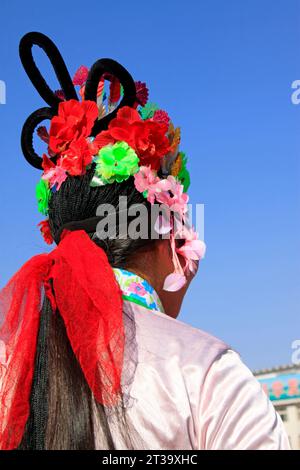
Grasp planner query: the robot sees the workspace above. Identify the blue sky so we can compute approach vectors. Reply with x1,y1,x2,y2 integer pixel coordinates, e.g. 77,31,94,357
0,0,299,370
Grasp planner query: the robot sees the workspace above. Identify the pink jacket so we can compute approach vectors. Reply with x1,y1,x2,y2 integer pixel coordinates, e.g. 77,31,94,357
93,300,291,450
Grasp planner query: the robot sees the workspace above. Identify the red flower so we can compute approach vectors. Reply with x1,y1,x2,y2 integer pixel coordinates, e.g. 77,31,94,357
49,99,98,154
130,120,170,169
54,89,66,100
42,153,55,172
153,109,170,126
37,127,57,158
135,81,149,107
58,137,95,176
93,106,170,170
37,126,49,144
38,219,54,245
92,130,115,149
73,65,89,86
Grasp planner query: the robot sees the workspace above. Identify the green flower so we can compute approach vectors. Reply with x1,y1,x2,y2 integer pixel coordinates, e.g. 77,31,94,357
139,102,159,120
36,178,51,215
177,152,190,192
94,141,140,183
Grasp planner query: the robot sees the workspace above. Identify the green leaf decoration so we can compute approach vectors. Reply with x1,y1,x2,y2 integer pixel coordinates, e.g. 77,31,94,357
36,178,51,215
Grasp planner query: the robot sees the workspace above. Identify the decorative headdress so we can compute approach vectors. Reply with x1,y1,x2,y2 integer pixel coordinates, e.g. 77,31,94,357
0,32,206,450
20,32,205,290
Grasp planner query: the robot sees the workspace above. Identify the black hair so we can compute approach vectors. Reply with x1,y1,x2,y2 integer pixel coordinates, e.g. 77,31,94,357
17,32,154,449
17,169,155,449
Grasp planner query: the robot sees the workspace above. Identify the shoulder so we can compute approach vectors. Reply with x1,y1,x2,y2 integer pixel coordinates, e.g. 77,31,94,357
198,348,291,449
123,302,290,449
124,301,230,371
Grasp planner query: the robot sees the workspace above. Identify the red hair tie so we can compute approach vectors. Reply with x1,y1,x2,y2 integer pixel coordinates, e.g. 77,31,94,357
0,230,124,450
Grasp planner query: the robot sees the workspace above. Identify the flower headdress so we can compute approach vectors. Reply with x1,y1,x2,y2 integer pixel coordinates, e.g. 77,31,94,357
0,32,207,450
20,32,205,291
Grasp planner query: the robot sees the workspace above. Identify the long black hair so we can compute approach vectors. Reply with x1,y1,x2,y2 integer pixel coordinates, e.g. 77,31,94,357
18,169,155,449
17,32,157,449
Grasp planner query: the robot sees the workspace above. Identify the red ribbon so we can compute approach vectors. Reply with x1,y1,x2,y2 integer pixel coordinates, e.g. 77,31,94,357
0,230,124,450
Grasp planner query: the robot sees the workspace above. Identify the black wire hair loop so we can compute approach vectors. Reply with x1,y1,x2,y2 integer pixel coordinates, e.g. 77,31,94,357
19,32,137,170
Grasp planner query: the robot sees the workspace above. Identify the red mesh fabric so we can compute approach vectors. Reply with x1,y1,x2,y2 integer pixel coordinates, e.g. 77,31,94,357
0,230,124,450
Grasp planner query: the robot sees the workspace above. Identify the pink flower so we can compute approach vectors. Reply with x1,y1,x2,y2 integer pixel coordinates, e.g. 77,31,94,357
128,282,147,296
154,175,188,217
149,178,173,205
165,176,189,215
176,227,206,273
163,228,206,292
42,154,68,190
134,167,188,216
162,272,186,292
134,165,159,192
43,165,67,190
134,166,172,204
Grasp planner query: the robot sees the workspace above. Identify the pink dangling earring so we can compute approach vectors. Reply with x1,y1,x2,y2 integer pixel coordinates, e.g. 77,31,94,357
163,232,187,292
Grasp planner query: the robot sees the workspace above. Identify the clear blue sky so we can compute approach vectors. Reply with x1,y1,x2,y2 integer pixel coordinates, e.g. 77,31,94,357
0,0,299,370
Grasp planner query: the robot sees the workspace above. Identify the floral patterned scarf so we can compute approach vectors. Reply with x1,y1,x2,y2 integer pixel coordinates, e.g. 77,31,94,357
113,268,164,313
